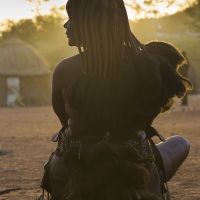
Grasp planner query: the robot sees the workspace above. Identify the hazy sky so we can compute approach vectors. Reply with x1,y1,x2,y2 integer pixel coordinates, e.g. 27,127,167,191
0,0,66,21
0,0,196,23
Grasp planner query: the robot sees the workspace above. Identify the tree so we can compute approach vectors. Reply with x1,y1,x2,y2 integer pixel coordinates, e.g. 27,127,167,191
0,6,77,71
185,0,200,30
125,0,196,20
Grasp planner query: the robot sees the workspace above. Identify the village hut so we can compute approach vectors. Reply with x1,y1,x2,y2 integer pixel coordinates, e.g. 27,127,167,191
0,34,51,106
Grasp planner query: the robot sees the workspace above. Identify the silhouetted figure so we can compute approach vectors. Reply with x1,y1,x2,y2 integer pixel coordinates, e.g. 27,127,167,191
38,0,192,199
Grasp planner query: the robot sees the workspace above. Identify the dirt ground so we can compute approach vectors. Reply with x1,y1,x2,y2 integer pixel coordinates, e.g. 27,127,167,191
0,95,200,200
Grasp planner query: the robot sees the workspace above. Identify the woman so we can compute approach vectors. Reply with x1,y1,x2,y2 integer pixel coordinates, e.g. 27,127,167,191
40,0,192,199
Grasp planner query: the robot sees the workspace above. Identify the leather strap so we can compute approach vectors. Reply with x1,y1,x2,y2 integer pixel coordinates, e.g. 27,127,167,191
52,124,68,142
146,125,170,200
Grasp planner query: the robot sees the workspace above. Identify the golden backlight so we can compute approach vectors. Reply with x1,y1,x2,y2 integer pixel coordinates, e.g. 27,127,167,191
125,0,196,20
0,0,66,22
0,0,197,22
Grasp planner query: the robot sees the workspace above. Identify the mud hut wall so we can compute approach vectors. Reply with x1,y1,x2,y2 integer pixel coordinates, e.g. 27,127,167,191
0,76,6,106
20,75,51,106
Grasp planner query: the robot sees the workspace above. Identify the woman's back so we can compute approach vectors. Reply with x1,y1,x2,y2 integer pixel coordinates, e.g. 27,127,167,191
39,0,192,199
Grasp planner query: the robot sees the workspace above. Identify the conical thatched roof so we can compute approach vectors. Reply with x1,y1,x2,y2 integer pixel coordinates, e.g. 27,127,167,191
0,35,50,76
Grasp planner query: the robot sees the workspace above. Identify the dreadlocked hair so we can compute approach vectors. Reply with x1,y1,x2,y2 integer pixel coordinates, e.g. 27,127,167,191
66,0,192,130
66,0,145,77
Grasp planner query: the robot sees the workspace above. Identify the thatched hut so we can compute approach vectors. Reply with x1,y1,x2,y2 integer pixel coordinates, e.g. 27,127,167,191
0,35,51,106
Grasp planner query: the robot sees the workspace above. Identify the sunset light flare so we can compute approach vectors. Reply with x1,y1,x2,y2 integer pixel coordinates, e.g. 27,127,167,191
0,0,197,23
125,0,196,20
0,0,66,22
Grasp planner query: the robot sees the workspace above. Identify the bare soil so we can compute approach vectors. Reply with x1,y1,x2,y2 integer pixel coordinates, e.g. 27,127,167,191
0,95,200,200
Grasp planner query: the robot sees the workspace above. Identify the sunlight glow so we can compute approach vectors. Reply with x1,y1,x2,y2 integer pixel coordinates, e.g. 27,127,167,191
177,0,185,3
124,0,196,21
0,0,34,21
0,0,66,22
0,0,197,24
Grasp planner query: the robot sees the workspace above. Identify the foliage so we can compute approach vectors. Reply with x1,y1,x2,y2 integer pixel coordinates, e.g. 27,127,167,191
185,0,200,30
125,0,195,19
0,7,78,71
0,0,199,73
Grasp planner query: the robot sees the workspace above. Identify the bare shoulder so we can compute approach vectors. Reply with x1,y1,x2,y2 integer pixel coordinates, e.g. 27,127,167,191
53,54,82,76
53,54,82,85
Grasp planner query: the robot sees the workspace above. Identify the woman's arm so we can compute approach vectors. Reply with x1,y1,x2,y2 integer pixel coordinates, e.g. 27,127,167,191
52,61,69,126
52,55,82,126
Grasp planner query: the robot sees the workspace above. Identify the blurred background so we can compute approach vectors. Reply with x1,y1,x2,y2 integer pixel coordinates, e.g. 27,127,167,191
0,2,200,199
0,0,199,106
